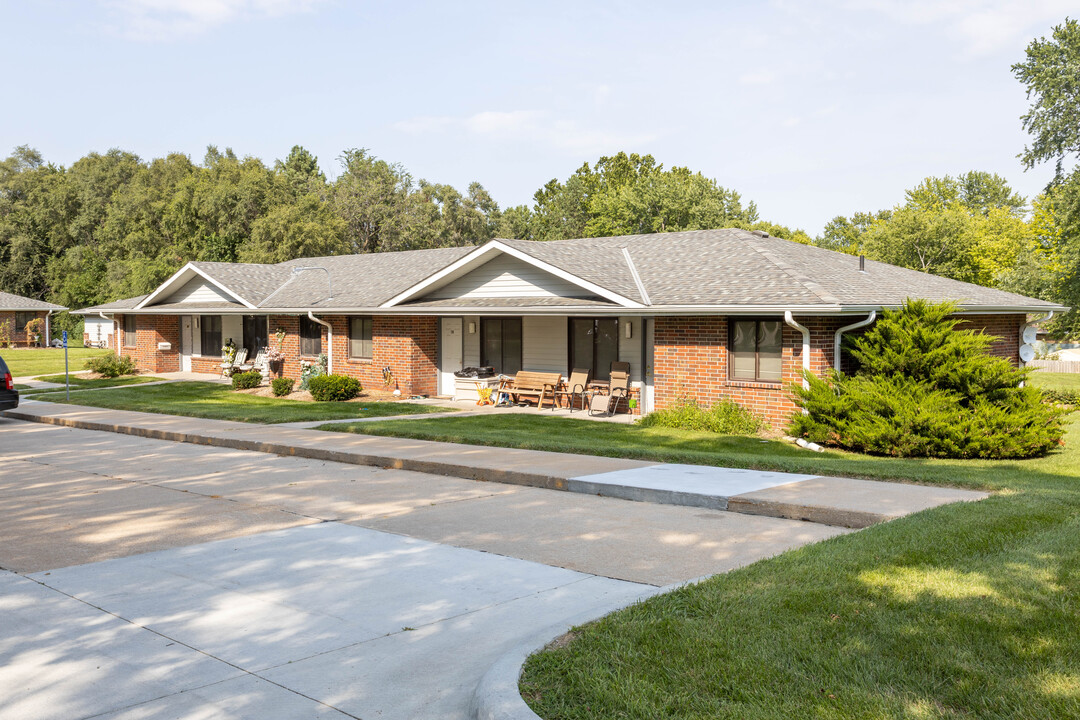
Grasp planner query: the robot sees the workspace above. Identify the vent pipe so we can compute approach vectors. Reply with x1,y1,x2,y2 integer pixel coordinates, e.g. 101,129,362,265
859,255,866,272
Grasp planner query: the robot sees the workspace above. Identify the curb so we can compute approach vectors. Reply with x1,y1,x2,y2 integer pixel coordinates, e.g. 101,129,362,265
469,590,660,720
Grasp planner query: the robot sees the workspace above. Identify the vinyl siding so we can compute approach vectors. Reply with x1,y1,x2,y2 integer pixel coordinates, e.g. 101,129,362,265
463,316,481,367
162,277,241,305
222,315,243,351
523,316,568,375
425,254,590,299
618,316,642,386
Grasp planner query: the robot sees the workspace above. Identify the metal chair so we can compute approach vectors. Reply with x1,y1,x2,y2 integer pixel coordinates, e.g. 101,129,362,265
552,368,591,412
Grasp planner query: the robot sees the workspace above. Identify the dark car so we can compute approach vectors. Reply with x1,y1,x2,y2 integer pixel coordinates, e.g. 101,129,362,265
0,354,19,411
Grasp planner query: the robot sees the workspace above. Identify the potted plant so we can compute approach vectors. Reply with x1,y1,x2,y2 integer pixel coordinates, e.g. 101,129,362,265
265,328,286,376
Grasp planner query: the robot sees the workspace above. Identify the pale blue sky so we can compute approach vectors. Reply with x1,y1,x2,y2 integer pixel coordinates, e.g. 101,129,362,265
1,0,1071,234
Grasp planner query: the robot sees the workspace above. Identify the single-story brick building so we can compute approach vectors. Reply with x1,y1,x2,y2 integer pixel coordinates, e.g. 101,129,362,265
0,292,66,346
74,228,1066,427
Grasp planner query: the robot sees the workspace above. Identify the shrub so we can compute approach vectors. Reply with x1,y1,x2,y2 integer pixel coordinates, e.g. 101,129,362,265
1042,387,1080,406
790,299,1066,459
84,352,137,378
308,374,361,402
639,398,764,436
271,376,295,397
231,370,262,390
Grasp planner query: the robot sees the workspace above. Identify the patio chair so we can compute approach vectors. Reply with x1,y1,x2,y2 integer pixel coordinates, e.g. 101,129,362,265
237,349,267,378
588,362,631,417
221,348,247,378
552,368,591,412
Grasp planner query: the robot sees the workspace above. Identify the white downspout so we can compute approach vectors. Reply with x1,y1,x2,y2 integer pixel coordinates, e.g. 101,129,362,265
308,312,333,375
833,311,876,371
99,312,114,350
784,311,811,390
45,311,51,347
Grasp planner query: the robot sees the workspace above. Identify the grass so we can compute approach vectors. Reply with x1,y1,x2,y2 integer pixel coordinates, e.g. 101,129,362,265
19,374,164,394
1030,371,1080,393
335,412,1080,718
34,381,450,424
1,347,110,377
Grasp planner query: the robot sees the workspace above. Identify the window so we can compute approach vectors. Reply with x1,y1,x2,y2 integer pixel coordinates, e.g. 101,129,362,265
15,312,35,330
200,315,221,355
242,315,268,357
349,316,373,359
730,318,783,382
481,317,521,375
123,315,137,348
569,318,619,381
299,315,323,356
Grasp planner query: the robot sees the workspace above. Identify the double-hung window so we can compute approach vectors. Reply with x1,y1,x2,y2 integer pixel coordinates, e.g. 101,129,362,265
480,317,522,375
299,315,323,356
730,318,783,382
15,312,35,331
349,317,373,360
569,318,619,381
200,315,221,355
124,315,137,348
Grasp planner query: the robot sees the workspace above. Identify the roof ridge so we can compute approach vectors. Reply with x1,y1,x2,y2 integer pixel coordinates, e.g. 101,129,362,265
740,233,842,306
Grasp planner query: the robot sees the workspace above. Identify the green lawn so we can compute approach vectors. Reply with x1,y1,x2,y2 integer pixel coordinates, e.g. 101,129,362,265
334,413,1080,718
1030,370,1080,392
20,374,164,394
1,347,110,377
34,381,450,424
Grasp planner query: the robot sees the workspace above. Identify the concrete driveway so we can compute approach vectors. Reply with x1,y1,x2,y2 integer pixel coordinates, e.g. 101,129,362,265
0,418,847,719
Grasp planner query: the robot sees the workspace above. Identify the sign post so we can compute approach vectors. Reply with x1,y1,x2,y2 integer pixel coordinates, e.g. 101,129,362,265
63,330,69,402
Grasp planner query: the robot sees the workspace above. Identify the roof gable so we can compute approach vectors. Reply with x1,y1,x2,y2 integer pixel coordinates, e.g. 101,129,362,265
137,264,255,310
383,241,644,308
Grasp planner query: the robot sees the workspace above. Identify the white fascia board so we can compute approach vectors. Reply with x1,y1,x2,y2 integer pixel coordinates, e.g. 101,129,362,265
381,240,645,308
136,264,256,310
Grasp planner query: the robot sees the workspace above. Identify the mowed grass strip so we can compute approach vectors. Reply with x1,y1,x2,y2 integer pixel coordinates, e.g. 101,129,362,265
35,381,449,424
1,347,110,377
20,374,164,394
515,415,1080,720
1030,370,1080,392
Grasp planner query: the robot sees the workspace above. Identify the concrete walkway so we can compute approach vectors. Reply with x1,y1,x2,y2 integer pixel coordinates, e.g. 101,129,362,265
6,401,987,529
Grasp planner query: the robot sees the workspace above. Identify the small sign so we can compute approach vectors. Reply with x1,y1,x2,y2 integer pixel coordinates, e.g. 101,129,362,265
62,330,68,348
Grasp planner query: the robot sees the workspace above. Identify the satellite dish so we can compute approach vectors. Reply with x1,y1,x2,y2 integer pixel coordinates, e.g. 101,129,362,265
1019,344,1036,363
1023,327,1038,344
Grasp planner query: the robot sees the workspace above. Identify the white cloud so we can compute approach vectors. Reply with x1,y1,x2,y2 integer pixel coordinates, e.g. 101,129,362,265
103,0,326,40
393,110,657,157
842,0,1076,56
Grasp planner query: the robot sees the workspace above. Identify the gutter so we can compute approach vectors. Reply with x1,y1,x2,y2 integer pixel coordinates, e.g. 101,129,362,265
307,311,333,374
783,311,811,391
833,311,876,371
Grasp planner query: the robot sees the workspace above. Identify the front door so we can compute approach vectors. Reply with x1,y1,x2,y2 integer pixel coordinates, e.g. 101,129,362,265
180,315,193,372
439,318,463,396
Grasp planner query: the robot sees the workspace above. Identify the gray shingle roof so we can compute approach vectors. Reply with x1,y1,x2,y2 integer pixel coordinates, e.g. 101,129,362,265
0,292,66,311
75,229,1065,315
77,295,147,313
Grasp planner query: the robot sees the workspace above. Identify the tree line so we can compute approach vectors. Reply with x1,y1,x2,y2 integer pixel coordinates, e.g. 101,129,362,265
1,18,1077,336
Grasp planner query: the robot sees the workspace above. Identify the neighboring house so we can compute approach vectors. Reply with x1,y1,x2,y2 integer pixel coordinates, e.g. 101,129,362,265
0,292,67,346
73,229,1067,426
83,314,115,347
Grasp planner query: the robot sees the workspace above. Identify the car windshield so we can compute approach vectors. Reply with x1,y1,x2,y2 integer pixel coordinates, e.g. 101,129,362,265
0,356,8,375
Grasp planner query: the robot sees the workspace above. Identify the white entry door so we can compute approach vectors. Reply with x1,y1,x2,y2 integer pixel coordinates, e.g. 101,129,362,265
439,318,463,396
180,316,193,372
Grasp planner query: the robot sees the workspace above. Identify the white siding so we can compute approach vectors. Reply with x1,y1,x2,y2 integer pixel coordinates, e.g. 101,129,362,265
162,277,240,305
192,316,203,356
463,316,481,367
222,315,243,350
522,316,568,375
426,254,589,300
84,316,113,341
618,316,642,386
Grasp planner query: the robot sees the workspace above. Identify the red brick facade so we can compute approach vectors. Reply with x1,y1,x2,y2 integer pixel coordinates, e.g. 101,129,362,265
0,310,50,346
112,311,1027,427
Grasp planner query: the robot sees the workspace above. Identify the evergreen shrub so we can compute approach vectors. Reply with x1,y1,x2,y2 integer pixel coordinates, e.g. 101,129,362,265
1041,387,1079,406
790,299,1066,459
231,370,262,390
308,374,361,402
84,352,137,378
639,398,764,436
271,377,295,397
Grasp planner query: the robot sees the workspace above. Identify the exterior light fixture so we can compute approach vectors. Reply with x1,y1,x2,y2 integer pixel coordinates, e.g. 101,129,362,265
625,321,633,339
468,322,476,334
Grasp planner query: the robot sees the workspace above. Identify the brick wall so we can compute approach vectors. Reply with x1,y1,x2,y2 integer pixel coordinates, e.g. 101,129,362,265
653,315,843,429
117,314,180,373
955,314,1023,365
1,310,49,345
